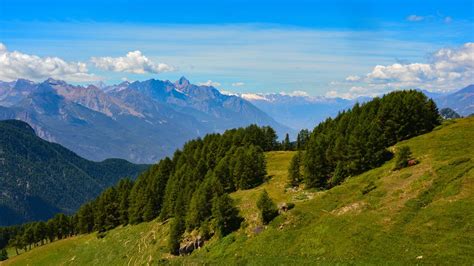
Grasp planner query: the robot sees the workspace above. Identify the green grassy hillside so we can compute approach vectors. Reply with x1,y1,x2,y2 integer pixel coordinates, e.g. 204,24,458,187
3,118,473,265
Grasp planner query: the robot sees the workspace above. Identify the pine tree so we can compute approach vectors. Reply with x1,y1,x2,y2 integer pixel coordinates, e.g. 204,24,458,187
212,193,242,237
256,190,278,224
168,193,186,255
0,248,7,261
296,129,310,150
116,179,133,225
288,151,302,187
33,222,47,245
77,202,95,233
393,146,412,170
46,219,56,243
283,133,291,150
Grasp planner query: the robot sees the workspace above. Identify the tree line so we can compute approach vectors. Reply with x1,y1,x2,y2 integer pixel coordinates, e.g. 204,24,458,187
0,124,284,256
288,90,440,189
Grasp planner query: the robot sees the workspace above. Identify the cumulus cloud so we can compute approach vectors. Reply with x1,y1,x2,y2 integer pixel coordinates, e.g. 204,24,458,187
232,82,245,87
330,42,474,99
345,75,361,82
91,50,174,74
407,15,424,22
198,80,221,87
366,42,474,89
0,42,99,82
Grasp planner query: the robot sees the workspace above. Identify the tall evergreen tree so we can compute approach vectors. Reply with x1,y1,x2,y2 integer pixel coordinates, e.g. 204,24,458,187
256,190,278,224
212,194,242,237
288,151,303,187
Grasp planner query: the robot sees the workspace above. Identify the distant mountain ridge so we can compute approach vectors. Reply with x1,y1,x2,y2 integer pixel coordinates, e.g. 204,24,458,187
0,120,147,226
239,92,369,130
434,85,474,116
240,85,473,130
0,77,292,163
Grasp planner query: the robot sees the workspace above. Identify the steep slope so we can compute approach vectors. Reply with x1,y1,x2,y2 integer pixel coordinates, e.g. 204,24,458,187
113,77,292,136
4,118,473,265
0,78,292,163
435,84,474,116
0,120,147,226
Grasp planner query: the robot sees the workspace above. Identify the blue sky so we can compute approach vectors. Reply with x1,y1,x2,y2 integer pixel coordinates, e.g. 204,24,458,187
0,0,473,97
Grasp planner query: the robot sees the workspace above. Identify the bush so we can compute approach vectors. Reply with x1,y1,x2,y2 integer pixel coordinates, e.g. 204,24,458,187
393,146,412,170
96,230,107,239
0,248,8,261
256,190,278,224
286,202,295,210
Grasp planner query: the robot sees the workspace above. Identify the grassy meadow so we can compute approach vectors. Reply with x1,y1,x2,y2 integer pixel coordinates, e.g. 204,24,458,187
3,117,473,265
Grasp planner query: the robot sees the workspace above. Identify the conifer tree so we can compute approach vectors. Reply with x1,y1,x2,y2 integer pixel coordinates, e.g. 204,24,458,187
288,151,302,187
393,146,412,170
283,133,291,150
116,179,133,225
212,193,242,237
296,129,310,150
256,190,278,224
77,202,95,233
0,248,7,261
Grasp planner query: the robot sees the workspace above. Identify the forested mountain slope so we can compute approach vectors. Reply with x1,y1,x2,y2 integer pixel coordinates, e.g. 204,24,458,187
3,117,473,265
0,120,147,226
0,78,291,163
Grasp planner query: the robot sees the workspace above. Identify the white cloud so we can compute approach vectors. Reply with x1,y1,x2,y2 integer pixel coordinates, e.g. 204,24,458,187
345,75,361,82
232,82,245,87
325,90,353,99
366,42,474,89
219,89,238,96
241,93,269,101
280,90,310,97
91,50,174,74
444,16,453,23
407,15,424,22
198,80,221,87
328,43,474,99
0,42,99,82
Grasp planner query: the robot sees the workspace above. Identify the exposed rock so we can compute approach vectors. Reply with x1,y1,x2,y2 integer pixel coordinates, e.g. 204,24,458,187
179,235,203,255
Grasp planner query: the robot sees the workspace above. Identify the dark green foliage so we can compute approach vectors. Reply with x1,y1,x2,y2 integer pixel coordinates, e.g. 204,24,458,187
256,190,279,224
0,120,147,226
168,195,186,255
393,146,412,170
212,194,243,237
288,151,303,187
0,124,272,255
0,226,21,250
282,133,292,151
77,202,95,234
440,108,461,119
116,179,133,225
296,129,311,150
0,248,7,261
304,90,440,189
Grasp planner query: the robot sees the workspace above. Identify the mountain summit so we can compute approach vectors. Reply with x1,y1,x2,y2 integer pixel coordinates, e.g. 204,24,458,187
0,78,291,163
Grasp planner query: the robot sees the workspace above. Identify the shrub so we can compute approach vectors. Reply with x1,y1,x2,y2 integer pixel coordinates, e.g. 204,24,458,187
256,190,278,224
0,248,8,261
393,146,412,170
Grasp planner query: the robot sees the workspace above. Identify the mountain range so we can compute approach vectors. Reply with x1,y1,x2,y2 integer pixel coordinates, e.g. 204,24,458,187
0,120,147,226
0,78,471,164
0,77,291,164
241,85,473,130
432,85,474,116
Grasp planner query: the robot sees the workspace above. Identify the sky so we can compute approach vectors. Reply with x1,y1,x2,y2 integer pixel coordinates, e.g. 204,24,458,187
0,0,473,98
